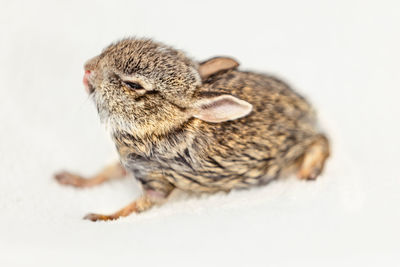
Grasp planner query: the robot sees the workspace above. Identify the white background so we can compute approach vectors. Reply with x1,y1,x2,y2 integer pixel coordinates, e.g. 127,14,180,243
1,0,399,266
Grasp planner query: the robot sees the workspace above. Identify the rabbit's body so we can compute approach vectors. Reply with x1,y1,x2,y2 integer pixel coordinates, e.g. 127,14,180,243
114,70,322,195
55,38,330,221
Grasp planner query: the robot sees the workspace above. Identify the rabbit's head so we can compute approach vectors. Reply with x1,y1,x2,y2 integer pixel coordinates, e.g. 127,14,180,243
83,38,252,137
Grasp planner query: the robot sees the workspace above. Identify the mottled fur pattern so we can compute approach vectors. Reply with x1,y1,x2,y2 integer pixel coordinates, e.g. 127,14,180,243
85,38,330,198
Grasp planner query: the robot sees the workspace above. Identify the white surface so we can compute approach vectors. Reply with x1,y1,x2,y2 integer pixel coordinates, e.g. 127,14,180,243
1,0,399,266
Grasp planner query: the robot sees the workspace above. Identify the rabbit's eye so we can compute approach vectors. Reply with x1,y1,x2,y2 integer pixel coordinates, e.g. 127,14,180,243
124,81,143,90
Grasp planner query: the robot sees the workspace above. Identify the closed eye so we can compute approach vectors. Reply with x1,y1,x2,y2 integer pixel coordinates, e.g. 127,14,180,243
124,81,144,90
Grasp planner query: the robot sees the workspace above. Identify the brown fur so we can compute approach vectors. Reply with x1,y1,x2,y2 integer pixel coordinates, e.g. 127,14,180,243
55,38,330,221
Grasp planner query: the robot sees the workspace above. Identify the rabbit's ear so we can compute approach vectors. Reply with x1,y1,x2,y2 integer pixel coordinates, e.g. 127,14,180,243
198,57,239,81
192,95,252,123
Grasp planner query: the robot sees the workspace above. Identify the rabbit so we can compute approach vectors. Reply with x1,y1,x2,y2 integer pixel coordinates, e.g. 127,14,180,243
55,38,330,221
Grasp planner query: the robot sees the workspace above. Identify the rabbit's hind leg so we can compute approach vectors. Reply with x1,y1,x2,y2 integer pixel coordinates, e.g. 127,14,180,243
297,134,330,180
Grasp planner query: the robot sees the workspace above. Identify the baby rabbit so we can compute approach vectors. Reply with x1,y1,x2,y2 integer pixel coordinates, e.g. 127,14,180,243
55,38,330,221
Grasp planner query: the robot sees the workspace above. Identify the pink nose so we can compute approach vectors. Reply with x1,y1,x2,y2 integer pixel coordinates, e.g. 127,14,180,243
83,70,91,93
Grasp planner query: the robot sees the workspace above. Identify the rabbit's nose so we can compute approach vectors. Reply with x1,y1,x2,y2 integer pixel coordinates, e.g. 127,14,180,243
83,70,91,87
83,70,94,94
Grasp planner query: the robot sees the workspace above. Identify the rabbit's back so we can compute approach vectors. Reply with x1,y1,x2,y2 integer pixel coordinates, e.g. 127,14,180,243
204,70,315,125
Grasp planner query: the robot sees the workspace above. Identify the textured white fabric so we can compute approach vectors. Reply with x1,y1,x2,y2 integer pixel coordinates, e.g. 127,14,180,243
1,0,399,266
